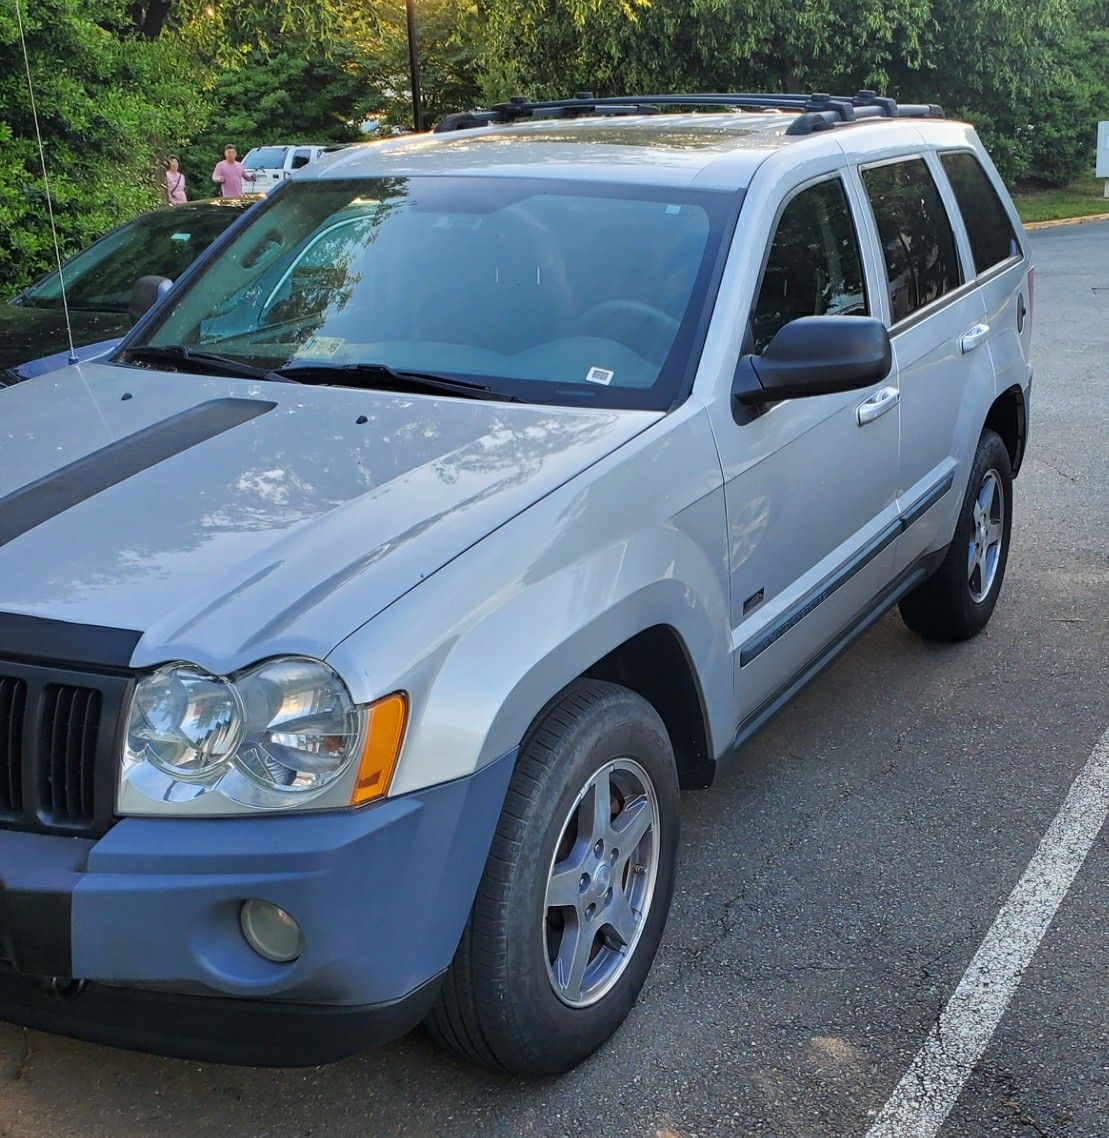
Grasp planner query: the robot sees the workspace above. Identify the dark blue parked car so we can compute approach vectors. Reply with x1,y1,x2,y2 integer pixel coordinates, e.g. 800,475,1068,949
1,197,255,385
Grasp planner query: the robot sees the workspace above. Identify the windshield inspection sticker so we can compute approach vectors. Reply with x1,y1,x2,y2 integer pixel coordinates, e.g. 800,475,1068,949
170,232,193,242
294,336,345,360
586,366,615,386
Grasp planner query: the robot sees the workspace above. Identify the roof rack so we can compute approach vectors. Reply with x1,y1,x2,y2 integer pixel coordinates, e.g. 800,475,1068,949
433,91,945,136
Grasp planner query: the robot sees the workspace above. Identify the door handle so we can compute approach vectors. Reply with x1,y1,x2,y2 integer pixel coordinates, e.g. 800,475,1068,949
857,385,899,426
960,323,990,353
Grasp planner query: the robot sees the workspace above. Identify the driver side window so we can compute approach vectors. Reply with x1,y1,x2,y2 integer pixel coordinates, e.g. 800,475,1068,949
752,176,868,354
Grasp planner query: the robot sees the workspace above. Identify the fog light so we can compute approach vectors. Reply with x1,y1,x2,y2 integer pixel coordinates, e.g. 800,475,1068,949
240,899,303,963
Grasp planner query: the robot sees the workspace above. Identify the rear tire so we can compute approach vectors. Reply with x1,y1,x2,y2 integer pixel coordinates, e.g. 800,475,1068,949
899,428,1013,641
425,679,680,1076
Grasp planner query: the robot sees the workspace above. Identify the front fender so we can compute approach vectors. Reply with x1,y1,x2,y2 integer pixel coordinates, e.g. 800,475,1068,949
328,404,731,797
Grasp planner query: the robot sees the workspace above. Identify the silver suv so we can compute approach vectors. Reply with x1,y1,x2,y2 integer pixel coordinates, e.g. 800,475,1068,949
0,92,1031,1075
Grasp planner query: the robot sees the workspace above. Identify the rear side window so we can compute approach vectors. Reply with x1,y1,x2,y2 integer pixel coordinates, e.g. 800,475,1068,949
862,158,961,323
940,151,1021,274
752,177,868,353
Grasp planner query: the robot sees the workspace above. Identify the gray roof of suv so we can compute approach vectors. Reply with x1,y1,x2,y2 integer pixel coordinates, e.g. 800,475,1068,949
305,113,811,191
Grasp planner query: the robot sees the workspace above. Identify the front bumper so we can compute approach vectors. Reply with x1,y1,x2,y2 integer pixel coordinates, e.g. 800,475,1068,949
0,970,442,1066
0,748,516,1065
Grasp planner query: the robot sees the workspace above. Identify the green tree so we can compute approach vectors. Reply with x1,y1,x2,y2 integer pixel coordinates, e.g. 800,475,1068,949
0,0,209,295
126,0,346,43
477,0,1107,185
346,0,485,129
477,0,930,100
182,45,367,190
885,0,1083,183
162,2,487,188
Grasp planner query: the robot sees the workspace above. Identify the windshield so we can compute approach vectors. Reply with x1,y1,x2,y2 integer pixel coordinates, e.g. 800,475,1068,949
22,206,246,313
244,147,288,171
128,177,733,409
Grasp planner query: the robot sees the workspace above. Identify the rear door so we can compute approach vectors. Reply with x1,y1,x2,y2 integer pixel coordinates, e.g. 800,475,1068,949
708,171,900,727
853,154,991,572
938,149,1032,428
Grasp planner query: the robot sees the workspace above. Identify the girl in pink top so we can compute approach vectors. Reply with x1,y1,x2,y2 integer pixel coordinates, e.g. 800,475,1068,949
211,144,254,198
165,157,187,205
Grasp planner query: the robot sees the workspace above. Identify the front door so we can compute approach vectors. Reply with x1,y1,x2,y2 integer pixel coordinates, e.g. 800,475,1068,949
707,173,901,729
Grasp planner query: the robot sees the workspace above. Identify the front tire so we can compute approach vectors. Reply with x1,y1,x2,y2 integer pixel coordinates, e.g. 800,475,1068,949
425,679,680,1076
899,428,1013,641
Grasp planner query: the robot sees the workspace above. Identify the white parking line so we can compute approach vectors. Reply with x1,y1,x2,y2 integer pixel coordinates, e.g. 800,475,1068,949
866,725,1109,1138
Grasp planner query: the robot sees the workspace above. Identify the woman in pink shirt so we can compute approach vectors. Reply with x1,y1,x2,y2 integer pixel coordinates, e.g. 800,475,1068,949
164,156,187,205
211,144,254,198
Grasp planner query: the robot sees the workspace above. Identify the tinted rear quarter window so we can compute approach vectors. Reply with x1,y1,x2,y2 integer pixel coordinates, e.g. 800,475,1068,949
940,151,1021,274
862,158,962,323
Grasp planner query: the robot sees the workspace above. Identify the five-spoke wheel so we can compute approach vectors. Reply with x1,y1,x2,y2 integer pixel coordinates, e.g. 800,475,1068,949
900,428,1013,641
426,680,679,1076
544,758,660,1007
967,469,1005,602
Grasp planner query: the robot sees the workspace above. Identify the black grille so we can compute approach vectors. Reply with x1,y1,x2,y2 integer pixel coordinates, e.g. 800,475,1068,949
0,677,27,813
0,660,132,837
40,685,102,824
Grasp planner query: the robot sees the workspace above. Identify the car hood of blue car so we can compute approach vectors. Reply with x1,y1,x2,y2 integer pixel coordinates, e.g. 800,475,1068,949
0,300,131,374
0,361,659,674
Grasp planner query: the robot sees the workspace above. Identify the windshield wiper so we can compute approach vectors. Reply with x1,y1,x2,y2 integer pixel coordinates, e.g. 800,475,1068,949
275,361,520,402
120,344,297,383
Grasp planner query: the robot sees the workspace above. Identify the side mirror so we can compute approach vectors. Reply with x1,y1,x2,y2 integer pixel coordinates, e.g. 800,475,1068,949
733,316,892,405
128,275,174,323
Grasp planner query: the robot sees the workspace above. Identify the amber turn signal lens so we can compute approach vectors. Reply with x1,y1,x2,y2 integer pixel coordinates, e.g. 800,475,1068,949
350,693,408,805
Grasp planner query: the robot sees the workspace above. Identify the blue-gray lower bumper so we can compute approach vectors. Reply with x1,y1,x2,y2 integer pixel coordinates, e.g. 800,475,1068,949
0,748,516,1064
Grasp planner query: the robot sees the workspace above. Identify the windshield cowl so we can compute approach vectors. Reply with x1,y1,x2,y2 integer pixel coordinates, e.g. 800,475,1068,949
275,361,522,401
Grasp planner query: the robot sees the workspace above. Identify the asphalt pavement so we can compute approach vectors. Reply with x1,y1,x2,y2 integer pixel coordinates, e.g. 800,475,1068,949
0,220,1106,1138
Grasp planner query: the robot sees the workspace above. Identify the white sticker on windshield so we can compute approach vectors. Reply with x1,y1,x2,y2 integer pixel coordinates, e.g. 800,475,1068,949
295,336,345,359
170,232,192,242
586,366,615,386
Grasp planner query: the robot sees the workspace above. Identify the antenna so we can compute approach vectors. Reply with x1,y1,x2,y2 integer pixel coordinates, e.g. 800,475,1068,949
15,0,78,365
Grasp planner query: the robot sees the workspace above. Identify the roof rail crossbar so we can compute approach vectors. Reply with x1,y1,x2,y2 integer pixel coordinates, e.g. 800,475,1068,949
432,91,945,135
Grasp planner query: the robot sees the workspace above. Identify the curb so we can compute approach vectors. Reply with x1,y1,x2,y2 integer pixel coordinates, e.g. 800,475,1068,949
1023,211,1109,231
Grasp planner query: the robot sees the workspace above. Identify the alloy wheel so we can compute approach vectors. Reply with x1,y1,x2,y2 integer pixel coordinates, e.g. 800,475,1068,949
967,468,1005,602
543,758,660,1008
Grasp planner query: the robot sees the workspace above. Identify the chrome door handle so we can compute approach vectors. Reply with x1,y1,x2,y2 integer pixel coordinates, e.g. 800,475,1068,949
857,385,900,426
960,323,990,353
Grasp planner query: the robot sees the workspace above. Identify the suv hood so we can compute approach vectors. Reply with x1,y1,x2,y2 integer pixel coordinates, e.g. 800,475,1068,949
0,363,658,673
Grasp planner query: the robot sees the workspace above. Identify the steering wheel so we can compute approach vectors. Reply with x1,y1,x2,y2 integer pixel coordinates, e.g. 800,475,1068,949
576,299,681,364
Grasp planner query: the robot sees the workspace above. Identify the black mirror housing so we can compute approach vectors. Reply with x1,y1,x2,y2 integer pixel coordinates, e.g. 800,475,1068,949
733,315,892,406
128,275,174,323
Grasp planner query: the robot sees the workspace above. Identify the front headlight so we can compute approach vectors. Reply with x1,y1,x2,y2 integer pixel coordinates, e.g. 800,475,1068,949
128,665,244,781
120,657,406,815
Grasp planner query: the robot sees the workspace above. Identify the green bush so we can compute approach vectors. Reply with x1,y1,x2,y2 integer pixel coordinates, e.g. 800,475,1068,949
476,0,1109,187
2,0,1104,300
0,0,207,296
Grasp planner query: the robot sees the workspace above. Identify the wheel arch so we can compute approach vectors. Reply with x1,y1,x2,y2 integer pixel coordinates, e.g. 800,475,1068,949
581,625,715,789
474,585,727,796
984,384,1027,476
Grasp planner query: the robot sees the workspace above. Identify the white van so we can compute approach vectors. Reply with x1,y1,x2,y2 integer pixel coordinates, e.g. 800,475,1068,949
241,144,326,194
